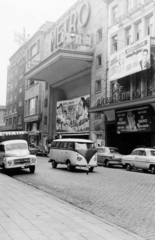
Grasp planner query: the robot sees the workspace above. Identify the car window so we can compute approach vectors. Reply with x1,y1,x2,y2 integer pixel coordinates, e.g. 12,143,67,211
131,150,139,155
109,148,119,153
150,150,155,156
55,142,60,148
6,143,27,151
67,142,74,149
59,142,65,148
51,141,57,147
63,142,68,148
138,150,146,156
98,148,106,153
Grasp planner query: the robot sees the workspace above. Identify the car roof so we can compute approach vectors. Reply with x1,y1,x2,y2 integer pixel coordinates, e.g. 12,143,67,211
53,138,94,143
0,139,27,145
133,148,155,151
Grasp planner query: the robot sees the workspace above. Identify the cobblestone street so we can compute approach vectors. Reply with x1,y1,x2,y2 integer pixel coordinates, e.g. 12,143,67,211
4,156,155,240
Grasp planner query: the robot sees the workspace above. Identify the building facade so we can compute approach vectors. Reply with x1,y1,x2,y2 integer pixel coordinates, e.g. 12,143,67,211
25,0,108,145
90,0,155,153
5,46,25,131
0,106,6,128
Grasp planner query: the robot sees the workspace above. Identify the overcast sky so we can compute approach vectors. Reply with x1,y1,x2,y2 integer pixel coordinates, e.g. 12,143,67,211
0,0,77,106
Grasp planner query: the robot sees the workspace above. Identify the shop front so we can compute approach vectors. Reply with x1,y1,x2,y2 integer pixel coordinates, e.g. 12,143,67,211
90,36,155,154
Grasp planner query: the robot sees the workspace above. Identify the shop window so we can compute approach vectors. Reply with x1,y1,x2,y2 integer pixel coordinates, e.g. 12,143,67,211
96,55,102,67
126,27,131,46
95,80,101,93
111,35,117,53
13,117,17,124
135,21,142,41
112,5,118,24
97,29,102,43
44,116,47,125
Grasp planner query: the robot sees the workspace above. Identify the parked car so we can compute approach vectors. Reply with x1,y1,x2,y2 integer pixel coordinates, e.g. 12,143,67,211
97,147,123,167
29,143,38,156
122,148,155,174
37,145,49,157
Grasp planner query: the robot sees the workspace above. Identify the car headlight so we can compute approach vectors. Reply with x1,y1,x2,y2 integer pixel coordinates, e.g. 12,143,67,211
7,160,14,166
31,158,36,163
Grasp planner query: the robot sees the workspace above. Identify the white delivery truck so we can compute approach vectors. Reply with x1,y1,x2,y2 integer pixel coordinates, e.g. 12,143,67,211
0,131,37,173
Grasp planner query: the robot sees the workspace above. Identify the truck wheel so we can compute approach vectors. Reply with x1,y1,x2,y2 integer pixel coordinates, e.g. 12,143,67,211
29,166,35,173
52,160,57,168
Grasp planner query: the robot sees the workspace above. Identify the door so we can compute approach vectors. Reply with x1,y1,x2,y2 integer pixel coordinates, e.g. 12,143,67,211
134,150,147,169
0,144,5,166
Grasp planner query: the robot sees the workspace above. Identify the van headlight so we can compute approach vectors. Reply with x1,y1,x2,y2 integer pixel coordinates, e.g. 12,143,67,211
93,154,97,161
31,158,36,163
77,156,82,161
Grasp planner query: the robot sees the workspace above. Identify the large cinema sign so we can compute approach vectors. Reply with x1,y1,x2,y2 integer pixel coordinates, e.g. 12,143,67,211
109,36,150,81
116,106,153,133
45,0,91,55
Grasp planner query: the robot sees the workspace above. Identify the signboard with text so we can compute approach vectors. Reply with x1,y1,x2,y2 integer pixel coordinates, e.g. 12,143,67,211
109,36,150,81
116,106,151,133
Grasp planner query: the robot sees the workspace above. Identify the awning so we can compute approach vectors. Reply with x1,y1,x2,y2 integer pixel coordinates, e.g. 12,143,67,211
25,48,93,86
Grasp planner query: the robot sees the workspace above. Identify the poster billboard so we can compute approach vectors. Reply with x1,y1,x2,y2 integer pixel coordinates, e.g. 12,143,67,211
116,106,151,133
56,95,90,132
109,36,150,81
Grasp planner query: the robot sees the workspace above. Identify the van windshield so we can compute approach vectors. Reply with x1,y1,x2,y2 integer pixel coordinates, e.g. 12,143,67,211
6,143,28,151
75,142,94,150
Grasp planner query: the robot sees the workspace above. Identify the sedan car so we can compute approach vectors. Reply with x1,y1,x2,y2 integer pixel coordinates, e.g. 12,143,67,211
122,148,155,174
37,145,49,157
97,147,123,167
29,143,38,155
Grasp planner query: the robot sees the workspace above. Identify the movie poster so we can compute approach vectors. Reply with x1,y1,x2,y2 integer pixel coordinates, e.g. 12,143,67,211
56,95,90,132
109,36,150,81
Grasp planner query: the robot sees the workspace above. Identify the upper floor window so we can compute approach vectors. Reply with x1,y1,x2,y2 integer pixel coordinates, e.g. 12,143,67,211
135,21,142,41
19,100,23,107
18,115,22,124
111,35,117,53
95,79,101,93
44,116,47,125
96,55,102,67
97,29,102,43
44,98,48,108
30,43,37,58
127,0,132,12
146,15,153,36
27,96,38,115
19,86,23,93
126,28,131,46
112,5,118,24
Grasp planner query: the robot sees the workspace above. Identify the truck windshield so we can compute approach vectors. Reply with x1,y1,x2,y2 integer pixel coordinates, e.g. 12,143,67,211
75,142,94,150
6,143,27,151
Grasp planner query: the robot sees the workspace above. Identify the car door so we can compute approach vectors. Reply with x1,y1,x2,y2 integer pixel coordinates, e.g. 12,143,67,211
0,144,5,166
134,150,147,169
97,147,107,165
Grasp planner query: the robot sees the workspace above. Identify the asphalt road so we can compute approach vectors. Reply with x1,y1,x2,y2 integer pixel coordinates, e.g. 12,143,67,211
2,156,155,240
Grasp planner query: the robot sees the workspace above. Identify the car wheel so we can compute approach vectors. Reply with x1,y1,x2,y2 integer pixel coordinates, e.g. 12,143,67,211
150,165,155,174
143,169,148,173
105,160,110,168
89,167,94,172
52,160,57,169
29,166,35,173
126,164,132,171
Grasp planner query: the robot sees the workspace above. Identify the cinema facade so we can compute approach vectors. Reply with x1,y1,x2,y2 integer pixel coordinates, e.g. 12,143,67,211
89,0,155,154
25,0,108,144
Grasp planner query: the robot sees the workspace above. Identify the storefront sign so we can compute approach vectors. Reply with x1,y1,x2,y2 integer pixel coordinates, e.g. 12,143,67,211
116,106,151,133
109,36,150,81
56,95,90,132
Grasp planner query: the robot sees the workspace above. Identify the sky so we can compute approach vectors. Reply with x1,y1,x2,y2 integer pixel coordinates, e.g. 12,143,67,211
0,0,77,106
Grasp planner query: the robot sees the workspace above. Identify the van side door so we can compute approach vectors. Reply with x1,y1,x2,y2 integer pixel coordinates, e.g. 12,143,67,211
0,144,5,166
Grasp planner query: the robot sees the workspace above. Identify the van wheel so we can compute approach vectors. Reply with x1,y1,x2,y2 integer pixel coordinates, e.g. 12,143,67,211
89,167,94,172
126,164,132,171
150,166,155,174
67,161,72,171
29,166,35,173
52,160,57,169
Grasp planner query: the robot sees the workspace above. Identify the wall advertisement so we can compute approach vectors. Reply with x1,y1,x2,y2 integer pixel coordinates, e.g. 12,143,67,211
56,95,90,132
109,36,150,81
116,106,151,133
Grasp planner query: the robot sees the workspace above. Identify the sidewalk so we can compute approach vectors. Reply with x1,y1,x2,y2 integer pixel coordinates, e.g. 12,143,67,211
0,173,145,240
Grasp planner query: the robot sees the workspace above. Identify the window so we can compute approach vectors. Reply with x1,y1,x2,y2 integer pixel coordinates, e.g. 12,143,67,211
146,15,153,36
29,80,35,87
138,150,146,156
127,0,131,12
95,80,101,93
6,119,8,126
96,55,102,67
135,22,142,40
44,116,47,125
30,43,37,58
126,28,131,46
19,86,23,93
28,96,38,115
13,117,17,124
97,29,102,42
112,5,118,24
37,40,40,53
14,104,17,113
9,118,12,126
18,115,22,124
45,82,48,90
111,35,117,53
44,98,48,108
19,100,23,107
131,150,139,155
